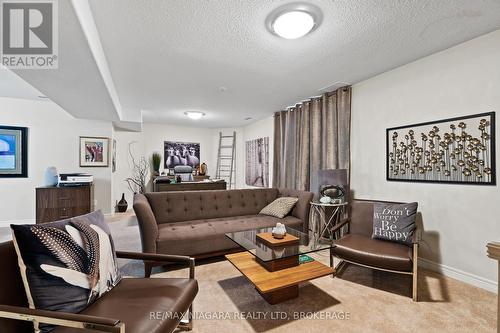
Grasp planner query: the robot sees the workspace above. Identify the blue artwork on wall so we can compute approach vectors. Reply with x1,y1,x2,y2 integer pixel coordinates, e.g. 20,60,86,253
0,126,28,178
0,134,16,170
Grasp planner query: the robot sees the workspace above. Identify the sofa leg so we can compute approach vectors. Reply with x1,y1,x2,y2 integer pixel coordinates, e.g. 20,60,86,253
178,305,193,331
412,243,418,302
144,262,153,278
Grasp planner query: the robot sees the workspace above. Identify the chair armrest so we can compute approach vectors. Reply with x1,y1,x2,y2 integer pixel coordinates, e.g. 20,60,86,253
0,304,124,333
116,251,195,279
330,218,350,234
411,228,421,245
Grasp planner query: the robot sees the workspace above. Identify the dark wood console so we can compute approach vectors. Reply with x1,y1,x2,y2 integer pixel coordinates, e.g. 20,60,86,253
36,185,94,224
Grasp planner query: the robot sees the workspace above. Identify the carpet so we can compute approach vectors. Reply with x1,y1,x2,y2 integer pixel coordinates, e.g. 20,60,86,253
108,214,496,333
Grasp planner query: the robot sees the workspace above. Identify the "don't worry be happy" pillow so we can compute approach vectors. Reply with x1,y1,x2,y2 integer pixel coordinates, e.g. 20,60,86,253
372,202,418,245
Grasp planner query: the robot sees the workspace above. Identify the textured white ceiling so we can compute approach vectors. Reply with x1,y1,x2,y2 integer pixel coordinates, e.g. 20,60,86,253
4,1,500,128
87,0,500,127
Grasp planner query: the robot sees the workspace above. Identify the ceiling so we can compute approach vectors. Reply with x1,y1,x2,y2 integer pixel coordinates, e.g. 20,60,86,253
7,0,500,128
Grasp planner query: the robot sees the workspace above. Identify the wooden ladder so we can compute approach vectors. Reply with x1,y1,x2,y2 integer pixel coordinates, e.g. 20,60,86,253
216,131,236,188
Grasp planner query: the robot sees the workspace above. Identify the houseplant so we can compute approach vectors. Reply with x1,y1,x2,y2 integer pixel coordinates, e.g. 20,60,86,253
152,152,161,176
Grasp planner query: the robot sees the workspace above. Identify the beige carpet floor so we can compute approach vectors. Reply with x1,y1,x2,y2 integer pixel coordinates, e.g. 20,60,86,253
104,212,496,333
0,213,491,332
151,252,495,333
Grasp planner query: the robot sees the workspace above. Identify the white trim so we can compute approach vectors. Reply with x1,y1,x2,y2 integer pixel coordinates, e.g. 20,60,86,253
0,219,35,228
419,258,498,293
0,213,113,228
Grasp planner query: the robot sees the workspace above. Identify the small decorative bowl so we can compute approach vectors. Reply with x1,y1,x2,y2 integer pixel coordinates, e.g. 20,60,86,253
272,232,286,239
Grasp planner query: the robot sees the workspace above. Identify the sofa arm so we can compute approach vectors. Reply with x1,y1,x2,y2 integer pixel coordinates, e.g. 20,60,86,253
0,304,124,332
278,188,314,232
116,251,195,279
133,193,159,253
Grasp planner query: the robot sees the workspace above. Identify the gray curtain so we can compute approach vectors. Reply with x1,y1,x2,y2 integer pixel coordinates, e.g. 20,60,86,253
273,87,351,191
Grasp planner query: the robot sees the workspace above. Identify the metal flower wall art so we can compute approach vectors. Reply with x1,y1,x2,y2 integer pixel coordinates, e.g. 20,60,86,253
386,112,496,185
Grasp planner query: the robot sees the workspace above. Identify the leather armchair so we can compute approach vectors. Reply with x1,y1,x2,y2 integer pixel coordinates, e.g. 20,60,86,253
0,241,198,333
330,199,420,301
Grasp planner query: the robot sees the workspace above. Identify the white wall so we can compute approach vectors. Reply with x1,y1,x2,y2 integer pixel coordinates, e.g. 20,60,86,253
0,97,113,224
111,129,143,211
351,29,500,291
112,119,276,206
113,123,230,207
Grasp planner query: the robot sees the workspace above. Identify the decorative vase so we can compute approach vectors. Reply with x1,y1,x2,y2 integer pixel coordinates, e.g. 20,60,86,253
117,193,128,213
199,163,207,176
44,167,58,186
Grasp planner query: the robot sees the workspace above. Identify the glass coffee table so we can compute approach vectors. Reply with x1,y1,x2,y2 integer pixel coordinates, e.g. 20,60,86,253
225,226,335,304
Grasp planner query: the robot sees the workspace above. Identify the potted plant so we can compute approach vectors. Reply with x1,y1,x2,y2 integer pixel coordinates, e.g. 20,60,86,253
152,152,161,176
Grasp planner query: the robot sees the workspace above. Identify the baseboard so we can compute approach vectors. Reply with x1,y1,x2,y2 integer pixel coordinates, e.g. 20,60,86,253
0,212,114,228
0,219,35,228
419,257,498,293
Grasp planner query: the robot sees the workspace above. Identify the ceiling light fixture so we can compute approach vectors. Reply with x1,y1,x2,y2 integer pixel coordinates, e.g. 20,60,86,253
266,3,322,39
184,111,205,120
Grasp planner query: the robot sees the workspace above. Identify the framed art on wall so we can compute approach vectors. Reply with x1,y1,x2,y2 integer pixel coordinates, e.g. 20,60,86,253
112,139,117,173
164,141,200,169
80,136,110,167
245,137,269,187
0,126,28,178
386,112,495,185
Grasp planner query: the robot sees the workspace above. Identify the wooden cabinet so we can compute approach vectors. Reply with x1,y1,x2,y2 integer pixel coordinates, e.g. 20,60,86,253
153,180,226,192
36,185,94,224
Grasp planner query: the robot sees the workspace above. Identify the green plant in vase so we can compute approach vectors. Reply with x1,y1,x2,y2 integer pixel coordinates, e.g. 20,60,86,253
152,152,162,176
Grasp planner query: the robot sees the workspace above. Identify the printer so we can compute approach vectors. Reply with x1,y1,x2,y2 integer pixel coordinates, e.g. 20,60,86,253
58,173,93,186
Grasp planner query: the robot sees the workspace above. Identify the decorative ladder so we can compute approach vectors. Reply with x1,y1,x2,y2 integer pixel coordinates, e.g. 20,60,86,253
216,131,236,189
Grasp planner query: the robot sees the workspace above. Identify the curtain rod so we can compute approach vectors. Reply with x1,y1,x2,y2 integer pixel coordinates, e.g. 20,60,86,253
279,86,350,111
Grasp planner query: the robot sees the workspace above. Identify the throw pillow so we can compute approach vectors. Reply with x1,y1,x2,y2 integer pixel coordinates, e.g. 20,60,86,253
259,197,299,218
11,210,122,333
372,202,418,245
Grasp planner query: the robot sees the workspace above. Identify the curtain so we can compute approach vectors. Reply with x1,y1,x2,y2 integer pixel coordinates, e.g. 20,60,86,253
273,87,351,191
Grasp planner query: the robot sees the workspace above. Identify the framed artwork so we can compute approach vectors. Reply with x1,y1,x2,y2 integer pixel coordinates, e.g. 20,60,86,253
245,137,269,187
0,126,28,178
112,139,117,173
386,112,495,185
164,141,200,169
80,136,110,167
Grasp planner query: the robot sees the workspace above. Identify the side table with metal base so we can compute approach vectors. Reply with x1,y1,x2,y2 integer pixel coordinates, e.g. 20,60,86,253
310,201,348,271
310,201,348,242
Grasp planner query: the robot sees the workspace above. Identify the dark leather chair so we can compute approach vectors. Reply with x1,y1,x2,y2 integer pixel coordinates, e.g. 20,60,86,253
330,199,420,301
0,241,198,332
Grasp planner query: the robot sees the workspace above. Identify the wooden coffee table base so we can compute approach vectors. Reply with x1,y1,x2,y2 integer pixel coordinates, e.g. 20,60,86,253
259,285,299,304
225,252,334,304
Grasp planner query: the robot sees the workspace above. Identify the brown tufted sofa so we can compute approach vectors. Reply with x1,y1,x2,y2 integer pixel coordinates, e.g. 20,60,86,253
134,188,313,276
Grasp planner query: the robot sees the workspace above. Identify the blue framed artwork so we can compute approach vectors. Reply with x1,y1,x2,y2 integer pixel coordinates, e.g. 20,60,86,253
0,126,28,178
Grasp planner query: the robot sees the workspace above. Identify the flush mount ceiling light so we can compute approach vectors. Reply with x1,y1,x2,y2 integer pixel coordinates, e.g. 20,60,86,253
266,3,322,39
184,111,205,120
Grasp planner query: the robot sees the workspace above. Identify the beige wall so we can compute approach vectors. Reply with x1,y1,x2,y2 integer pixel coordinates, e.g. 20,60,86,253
351,29,500,291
